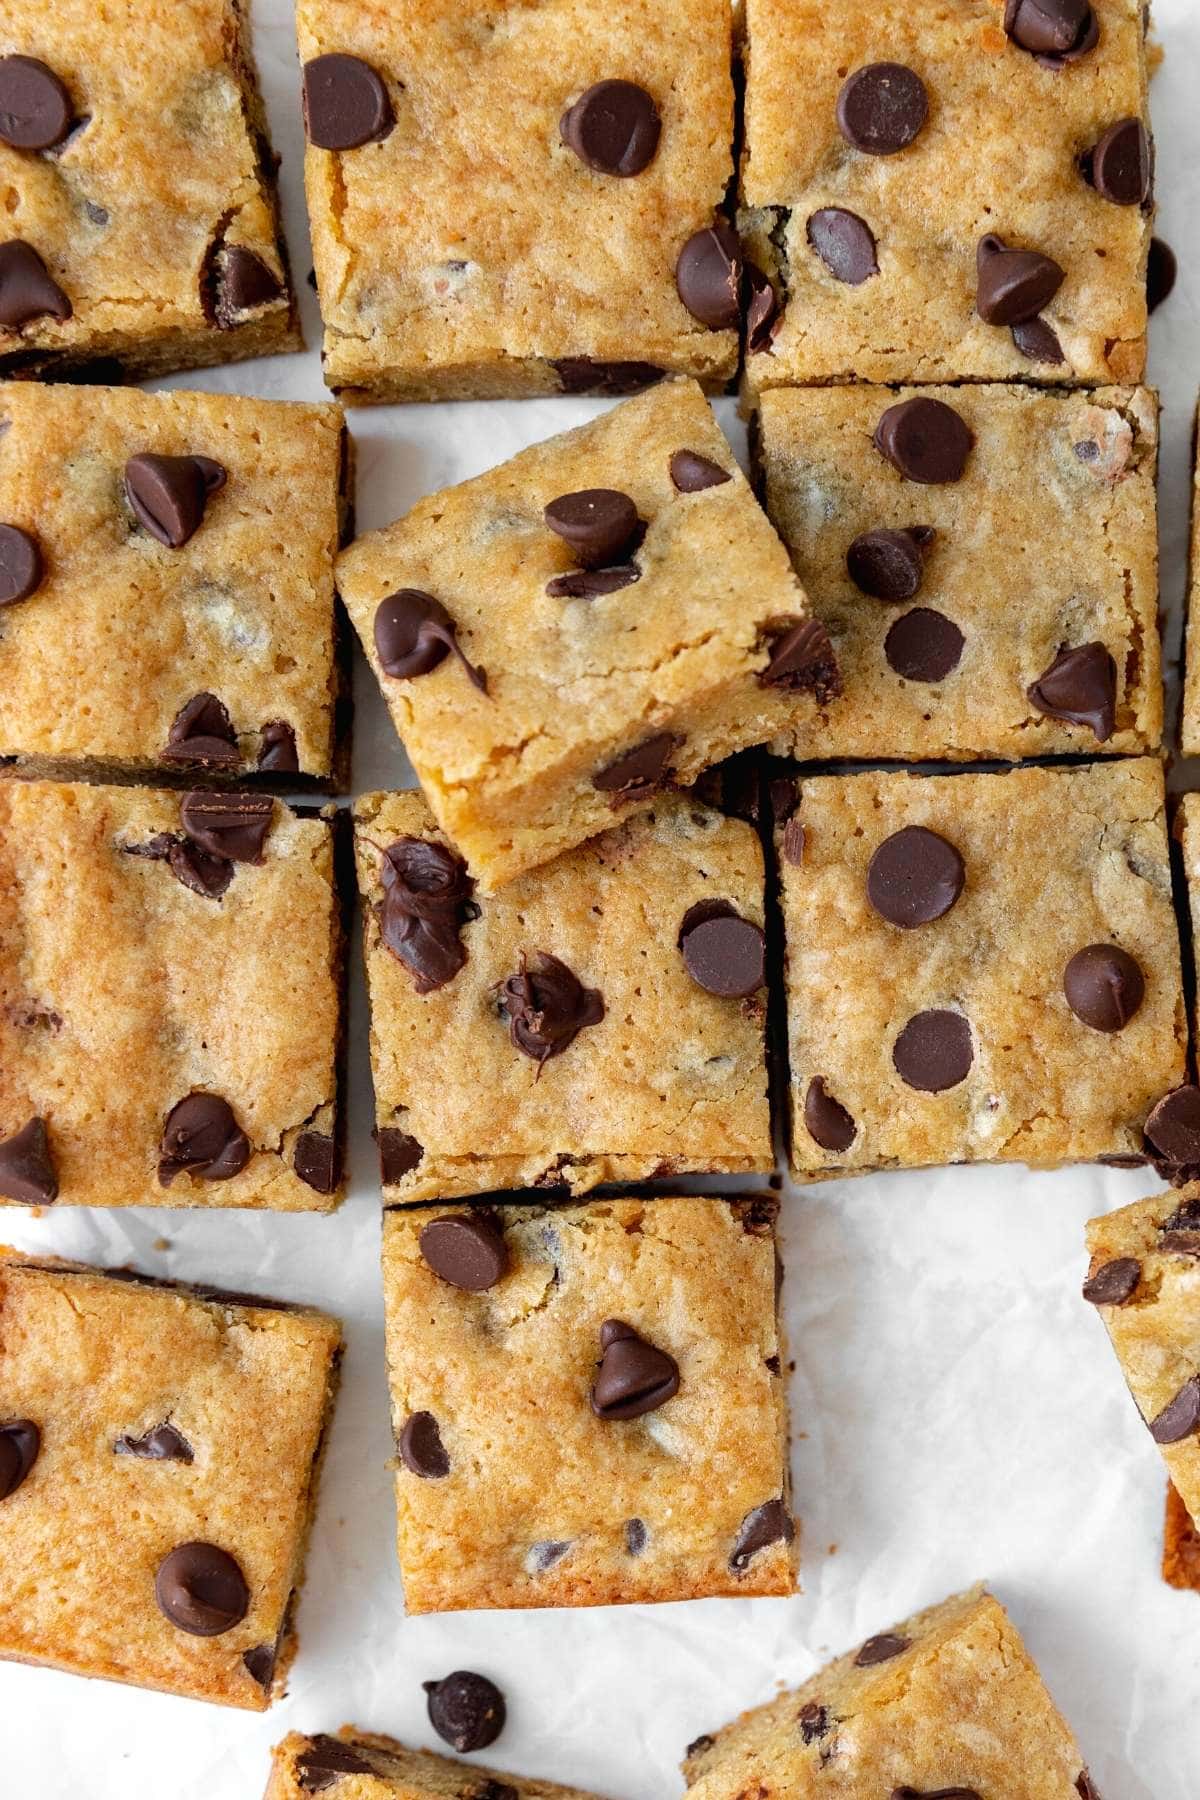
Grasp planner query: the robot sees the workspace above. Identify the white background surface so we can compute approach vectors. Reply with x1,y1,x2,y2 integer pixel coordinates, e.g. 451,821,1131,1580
5,3,1200,1795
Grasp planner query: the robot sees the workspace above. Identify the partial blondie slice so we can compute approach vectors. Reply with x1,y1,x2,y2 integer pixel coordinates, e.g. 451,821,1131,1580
0,0,299,379
382,1195,794,1611
781,759,1185,1178
1181,409,1200,756
0,779,344,1210
681,1587,1095,1799
0,1250,341,1708
268,1730,608,1800
356,789,771,1202
757,383,1161,759
339,380,833,888
739,0,1151,392
0,383,347,783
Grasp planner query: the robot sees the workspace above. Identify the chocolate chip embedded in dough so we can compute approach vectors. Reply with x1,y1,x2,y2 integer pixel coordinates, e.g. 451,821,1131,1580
162,692,241,767
1004,0,1098,66
500,952,605,1064
1147,237,1177,313
544,488,641,568
675,221,741,329
179,790,273,864
295,1737,375,1791
158,1093,250,1185
892,1010,973,1092
854,1632,911,1667
399,1410,450,1479
154,1541,250,1635
114,1422,194,1462
0,523,42,605
1063,944,1144,1032
1084,118,1152,206
591,1320,680,1419
1149,1377,1200,1446
294,1130,340,1194
1026,642,1116,741
593,733,676,804
670,450,731,492
1081,1257,1141,1306
258,721,299,773
807,208,878,284
729,1498,794,1571
378,836,476,993
884,608,965,683
835,63,928,155
679,902,766,998
874,398,973,484
1011,316,1065,364
804,1078,856,1153
976,233,1065,327
0,1116,57,1204
0,57,73,150
124,453,226,548
0,1420,39,1499
419,1210,508,1291
374,589,487,693
847,527,933,602
215,245,284,321
302,54,394,150
0,241,71,328
560,80,660,176
867,826,965,928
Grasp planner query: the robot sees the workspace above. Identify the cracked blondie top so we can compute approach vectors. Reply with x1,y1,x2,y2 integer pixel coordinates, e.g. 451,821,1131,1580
0,1249,341,1708
756,382,1161,760
0,0,299,380
295,0,736,401
739,0,1150,392
681,1586,1094,1798
381,1196,795,1612
781,759,1185,1178
267,1729,609,1800
338,379,831,890
0,780,344,1211
355,788,771,1202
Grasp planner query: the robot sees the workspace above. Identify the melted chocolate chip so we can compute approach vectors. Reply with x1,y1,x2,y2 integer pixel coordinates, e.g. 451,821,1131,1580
0,1116,57,1204
847,526,932,601
874,398,974,484
162,692,240,767
215,246,283,321
884,608,965,682
804,1077,856,1153
560,80,660,176
976,233,1065,327
294,1130,340,1195
546,564,641,599
544,488,642,568
1004,0,1098,65
892,1010,973,1092
1150,1377,1200,1445
296,1737,375,1791
759,618,840,698
155,1541,249,1635
242,1643,276,1690
379,836,475,992
670,449,731,492
180,791,273,863
419,1210,508,1291
593,733,676,803
745,261,780,353
378,1128,424,1185
1082,1257,1141,1306
807,208,878,284
679,901,765,998
836,63,927,155
675,221,741,329
0,241,71,328
855,1632,911,1667
115,1422,194,1462
1011,315,1065,364
424,1671,506,1753
158,1093,250,1185
142,835,233,901
1145,1085,1200,1180
125,453,226,548
867,826,964,928
552,357,664,394
374,589,487,693
1026,642,1116,740
399,1410,450,1478
0,1420,39,1499
1084,118,1151,206
1063,944,1144,1032
0,57,73,150
591,1319,680,1419
0,523,42,605
258,721,299,773
303,54,394,150
1147,237,1176,313
1159,1198,1200,1257
501,952,604,1064
730,1498,794,1571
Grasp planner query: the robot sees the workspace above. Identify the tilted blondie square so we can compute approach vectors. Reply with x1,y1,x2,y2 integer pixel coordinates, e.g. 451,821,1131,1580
338,380,834,889
295,0,737,401
0,1249,341,1708
681,1586,1096,1798
0,779,344,1211
756,382,1161,759
381,1195,795,1611
0,383,347,784
739,0,1151,393
355,789,771,1202
781,759,1185,1178
0,0,299,380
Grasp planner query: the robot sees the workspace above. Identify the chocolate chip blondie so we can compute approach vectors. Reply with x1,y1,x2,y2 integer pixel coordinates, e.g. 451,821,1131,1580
1181,401,1200,757
739,0,1151,393
0,0,299,380
0,1249,341,1707
780,759,1185,1178
295,0,737,400
338,379,834,889
0,779,344,1210
681,1586,1096,1798
267,1729,608,1800
756,382,1161,758
0,382,347,784
381,1195,794,1611
355,788,771,1201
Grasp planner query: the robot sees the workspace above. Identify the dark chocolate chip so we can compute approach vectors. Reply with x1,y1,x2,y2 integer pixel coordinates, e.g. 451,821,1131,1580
1150,1376,1200,1445
294,1130,340,1195
759,617,840,696
679,901,765,998
1004,0,1098,65
976,233,1065,326
892,1010,973,1092
1147,237,1176,313
804,1077,856,1153
782,818,806,866
0,523,41,606
544,488,641,568
125,453,226,548
258,720,299,773
1063,944,1144,1032
847,526,933,602
216,246,283,320
670,449,731,492
0,241,71,328
378,1128,424,1184
686,1735,715,1760
836,63,927,155
423,1671,506,1753
162,692,240,767
1159,1198,1200,1256
675,221,741,329
730,1497,794,1571
546,564,641,599
180,791,273,863
399,1410,450,1478
625,1517,648,1555
854,1631,911,1667
158,1093,250,1185
593,733,676,803
591,1319,680,1419
867,826,965,928
0,1115,57,1204
1011,315,1065,363
155,1541,250,1635
167,839,234,899
560,80,660,176
1075,1777,1103,1800
115,1422,195,1462
552,357,664,395
296,1736,375,1791
874,398,974,484
1026,641,1115,740
527,1539,571,1572
374,589,486,692
0,1420,39,1499
807,207,878,284
379,836,475,992
0,57,73,150
884,608,965,682
1145,1086,1200,1176
799,1703,831,1744
242,1643,276,1689
1084,118,1151,206
303,54,394,150
1082,1257,1141,1306
419,1210,508,1291
745,261,780,353
501,951,605,1064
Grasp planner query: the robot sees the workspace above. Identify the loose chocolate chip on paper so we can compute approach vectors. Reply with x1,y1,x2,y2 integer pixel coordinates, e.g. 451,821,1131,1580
1084,118,1151,206
0,1116,57,1204
1081,1257,1141,1306
419,1210,508,1291
162,691,241,766
807,207,878,284
296,1736,375,1791
892,1010,973,1092
115,1422,194,1462
1026,641,1116,740
378,1127,424,1185
560,79,660,176
1063,944,1144,1032
675,221,741,329
1147,237,1177,313
854,1631,912,1667
1144,1085,1200,1178
1004,0,1098,65
670,449,731,492
884,608,965,682
303,53,394,150
836,63,928,155
552,357,664,394
0,523,42,605
374,589,487,692
1150,1377,1200,1445
180,790,273,863
424,1670,506,1753
679,901,766,998
976,233,1065,327
399,1410,450,1478
759,617,840,698
874,398,974,484
294,1130,340,1195
544,488,642,568
1011,315,1065,364
215,245,284,321
591,1319,680,1419
159,1092,250,1185
847,527,933,602
125,453,226,548
258,720,299,773
546,564,641,598
0,1419,39,1499
379,836,476,992
501,951,605,1064
155,1541,250,1635
867,826,964,928
0,240,71,328
745,261,780,352
0,56,73,150
730,1497,794,1571
804,1077,857,1153
593,733,676,803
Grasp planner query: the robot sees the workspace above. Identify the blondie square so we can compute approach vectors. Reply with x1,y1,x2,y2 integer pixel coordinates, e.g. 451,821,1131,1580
756,382,1161,759
681,1587,1095,1799
0,382,347,784
739,0,1151,393
267,1730,608,1800
355,788,771,1202
338,380,833,889
1180,405,1200,756
0,779,344,1211
381,1195,795,1612
0,0,299,380
781,759,1185,1178
0,1250,341,1708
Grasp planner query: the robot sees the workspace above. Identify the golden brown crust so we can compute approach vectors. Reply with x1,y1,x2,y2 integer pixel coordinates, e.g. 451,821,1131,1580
1163,1481,1200,1592
267,1728,611,1800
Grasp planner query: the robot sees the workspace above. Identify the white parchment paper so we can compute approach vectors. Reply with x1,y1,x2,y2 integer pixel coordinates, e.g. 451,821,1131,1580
5,4,1200,1794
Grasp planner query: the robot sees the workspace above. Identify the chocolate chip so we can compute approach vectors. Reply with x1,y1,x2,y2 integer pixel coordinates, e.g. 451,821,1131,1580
782,818,806,867
0,1420,39,1499
374,589,487,693
976,234,1065,327
158,1093,250,1185
1159,1198,1200,1256
125,453,226,548
1075,1776,1103,1800
745,261,780,353
180,791,273,863
1145,1085,1200,1177
759,618,840,696
294,1130,340,1194
215,245,283,320
592,1319,680,1419
1004,0,1098,64
686,1735,715,1759
1063,944,1144,1032
258,721,299,773
379,836,475,992
560,80,660,176
546,564,641,599
0,524,42,606
400,1410,450,1478
527,1539,571,1572
378,1128,424,1185
892,1010,973,1092
670,450,731,492
0,1116,57,1204
1011,316,1065,364
807,208,878,284
1084,118,1151,206
168,840,233,899
544,489,641,568
303,53,394,150
419,1210,508,1291
867,826,964,928
679,902,765,997
675,222,741,330
423,1671,506,1753
296,1736,374,1791
799,1703,831,1744
1147,237,1176,313
885,608,964,682
804,1077,856,1153
115,1422,194,1462
1150,1376,1200,1445
0,241,71,328
854,1632,911,1667
836,62,927,156
1082,1257,1141,1306
874,398,973,484
730,1498,794,1571
501,952,605,1064
155,1541,249,1635
552,357,664,394
242,1643,276,1689
847,527,933,602
162,692,240,767
892,1790,982,1799
593,733,676,803
0,57,73,150
1026,642,1115,740
625,1517,648,1555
